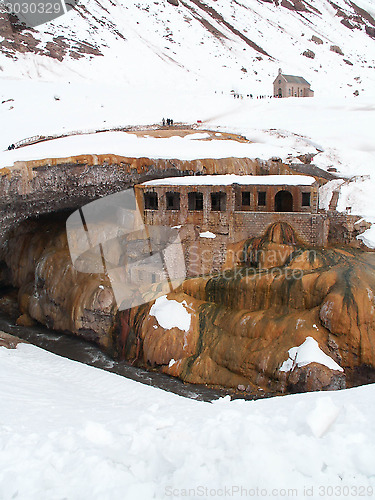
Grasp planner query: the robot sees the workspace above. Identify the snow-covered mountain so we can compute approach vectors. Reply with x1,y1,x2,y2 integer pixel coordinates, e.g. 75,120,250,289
1,0,375,246
1,0,375,96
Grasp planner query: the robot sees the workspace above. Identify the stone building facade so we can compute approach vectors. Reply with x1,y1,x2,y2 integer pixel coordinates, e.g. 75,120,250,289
273,68,314,98
134,174,332,276
133,174,367,277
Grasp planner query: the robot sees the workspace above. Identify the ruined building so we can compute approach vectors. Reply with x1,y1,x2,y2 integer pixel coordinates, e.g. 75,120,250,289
135,174,363,276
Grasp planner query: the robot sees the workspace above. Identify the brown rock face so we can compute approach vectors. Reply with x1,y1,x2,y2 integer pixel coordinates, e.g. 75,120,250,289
330,45,344,55
287,363,346,393
303,49,315,59
127,222,375,392
0,11,102,62
0,331,28,349
2,218,116,350
3,217,375,395
311,35,323,44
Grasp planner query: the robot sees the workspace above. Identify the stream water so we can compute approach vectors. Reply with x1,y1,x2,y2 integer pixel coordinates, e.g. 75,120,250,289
0,313,272,403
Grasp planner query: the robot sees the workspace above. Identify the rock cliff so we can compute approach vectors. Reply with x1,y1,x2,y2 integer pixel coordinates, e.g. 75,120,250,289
2,217,375,394
126,222,375,392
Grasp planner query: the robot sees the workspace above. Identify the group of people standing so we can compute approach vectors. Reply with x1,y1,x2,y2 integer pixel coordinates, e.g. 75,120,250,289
162,118,174,126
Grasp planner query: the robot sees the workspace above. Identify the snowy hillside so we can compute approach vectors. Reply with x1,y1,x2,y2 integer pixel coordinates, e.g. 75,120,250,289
1,0,375,96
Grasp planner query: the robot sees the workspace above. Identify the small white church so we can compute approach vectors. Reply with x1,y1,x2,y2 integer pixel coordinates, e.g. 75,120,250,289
273,69,314,98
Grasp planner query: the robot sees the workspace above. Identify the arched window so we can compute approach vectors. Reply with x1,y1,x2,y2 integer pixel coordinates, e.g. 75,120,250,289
188,192,203,211
275,190,293,212
211,192,226,211
144,192,158,210
166,192,180,210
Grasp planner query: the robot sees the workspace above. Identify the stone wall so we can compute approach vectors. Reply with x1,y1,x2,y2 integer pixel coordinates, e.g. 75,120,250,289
164,210,365,278
327,210,368,246
0,155,260,251
0,153,366,277
231,212,329,246
142,195,365,277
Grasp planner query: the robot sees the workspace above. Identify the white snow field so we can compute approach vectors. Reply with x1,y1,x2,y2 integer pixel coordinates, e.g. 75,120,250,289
1,77,375,244
0,342,375,500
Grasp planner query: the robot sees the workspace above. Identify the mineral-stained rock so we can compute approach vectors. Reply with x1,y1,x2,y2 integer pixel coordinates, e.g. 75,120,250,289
16,313,35,327
3,217,375,394
127,223,375,392
2,218,117,350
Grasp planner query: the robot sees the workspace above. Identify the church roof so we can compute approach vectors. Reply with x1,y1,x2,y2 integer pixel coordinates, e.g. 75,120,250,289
280,74,310,85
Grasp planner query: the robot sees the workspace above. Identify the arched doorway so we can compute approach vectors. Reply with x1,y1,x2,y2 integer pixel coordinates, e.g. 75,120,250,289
278,87,282,98
275,190,293,212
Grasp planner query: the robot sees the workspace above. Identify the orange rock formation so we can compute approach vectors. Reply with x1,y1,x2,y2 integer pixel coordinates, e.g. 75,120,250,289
2,218,375,394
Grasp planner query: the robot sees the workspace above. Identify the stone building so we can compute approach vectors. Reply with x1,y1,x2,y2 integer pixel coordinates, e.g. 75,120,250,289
135,174,329,276
273,68,314,98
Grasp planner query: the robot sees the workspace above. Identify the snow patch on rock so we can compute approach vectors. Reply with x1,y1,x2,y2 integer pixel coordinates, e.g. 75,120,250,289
200,231,216,239
357,224,375,249
280,337,343,373
149,295,191,332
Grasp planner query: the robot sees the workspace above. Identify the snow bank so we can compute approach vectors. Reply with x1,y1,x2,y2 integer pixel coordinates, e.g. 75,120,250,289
357,225,375,249
336,178,375,218
143,174,316,187
318,179,345,210
280,337,343,372
0,343,374,499
306,397,341,438
0,130,293,164
149,295,191,332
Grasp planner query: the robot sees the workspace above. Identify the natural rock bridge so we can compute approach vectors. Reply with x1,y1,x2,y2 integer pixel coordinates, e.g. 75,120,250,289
0,154,263,245
0,153,374,396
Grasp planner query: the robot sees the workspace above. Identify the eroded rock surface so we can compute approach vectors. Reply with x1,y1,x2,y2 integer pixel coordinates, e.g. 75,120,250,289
2,218,116,350
127,222,375,392
2,218,375,394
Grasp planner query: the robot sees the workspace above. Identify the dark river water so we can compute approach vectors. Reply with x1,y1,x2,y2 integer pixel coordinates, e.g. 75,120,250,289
0,313,272,403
